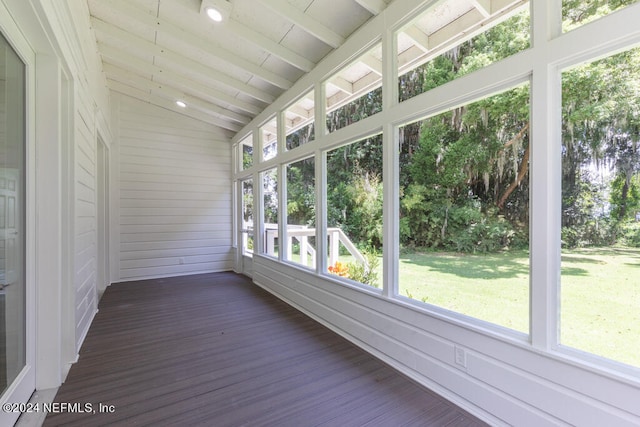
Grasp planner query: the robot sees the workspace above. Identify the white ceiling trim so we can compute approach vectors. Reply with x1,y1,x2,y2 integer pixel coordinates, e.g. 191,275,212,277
354,0,387,15
109,80,241,133
257,0,346,49
223,19,315,72
104,64,251,125
103,0,294,90
94,29,275,104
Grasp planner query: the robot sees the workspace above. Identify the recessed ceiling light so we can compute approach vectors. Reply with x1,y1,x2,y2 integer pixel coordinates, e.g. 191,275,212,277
176,100,187,108
205,6,223,22
201,0,232,22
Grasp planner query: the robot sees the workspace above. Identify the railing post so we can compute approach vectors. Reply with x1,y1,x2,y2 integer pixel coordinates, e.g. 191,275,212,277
329,229,339,266
266,229,275,256
300,235,308,266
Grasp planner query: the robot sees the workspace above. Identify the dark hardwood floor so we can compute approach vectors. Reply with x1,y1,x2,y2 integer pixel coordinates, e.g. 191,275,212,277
44,272,488,427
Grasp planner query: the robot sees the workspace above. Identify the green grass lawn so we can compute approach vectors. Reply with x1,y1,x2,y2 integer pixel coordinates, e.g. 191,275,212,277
560,247,640,367
333,246,639,368
396,247,640,367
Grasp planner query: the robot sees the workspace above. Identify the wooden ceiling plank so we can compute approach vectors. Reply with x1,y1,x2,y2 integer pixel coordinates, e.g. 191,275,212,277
92,18,275,104
360,53,382,75
104,64,251,125
353,0,387,15
225,20,315,72
428,9,485,48
257,0,345,48
100,51,264,116
102,0,293,90
403,25,430,53
285,104,313,119
328,76,354,95
472,0,493,17
108,80,241,133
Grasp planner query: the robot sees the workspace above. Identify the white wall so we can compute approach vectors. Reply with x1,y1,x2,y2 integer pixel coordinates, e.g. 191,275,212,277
0,0,112,398
114,94,233,281
73,76,99,351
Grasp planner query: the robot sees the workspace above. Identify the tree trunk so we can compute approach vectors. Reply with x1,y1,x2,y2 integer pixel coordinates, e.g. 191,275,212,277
498,144,530,210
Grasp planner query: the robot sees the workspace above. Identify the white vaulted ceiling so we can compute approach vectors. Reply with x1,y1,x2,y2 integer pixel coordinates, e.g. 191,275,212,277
88,0,528,139
87,0,391,138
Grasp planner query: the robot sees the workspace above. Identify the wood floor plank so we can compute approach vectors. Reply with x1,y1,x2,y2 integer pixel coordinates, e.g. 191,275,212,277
43,272,488,427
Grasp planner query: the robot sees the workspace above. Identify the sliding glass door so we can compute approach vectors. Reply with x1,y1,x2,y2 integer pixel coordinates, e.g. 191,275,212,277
0,31,26,399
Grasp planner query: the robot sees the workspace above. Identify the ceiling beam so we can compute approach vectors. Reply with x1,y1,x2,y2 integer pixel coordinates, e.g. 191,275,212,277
100,49,265,117
257,0,345,48
471,0,492,17
108,80,241,133
98,43,275,109
92,18,275,105
360,53,383,75
285,104,313,120
104,64,251,125
327,76,354,95
353,0,387,15
403,25,430,53
102,0,294,90
223,19,315,72
428,8,485,48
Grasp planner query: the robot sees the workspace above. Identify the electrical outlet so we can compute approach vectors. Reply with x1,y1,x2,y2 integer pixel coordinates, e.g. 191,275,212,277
454,346,467,369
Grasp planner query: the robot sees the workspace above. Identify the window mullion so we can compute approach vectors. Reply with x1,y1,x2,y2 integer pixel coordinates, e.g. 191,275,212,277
530,0,561,350
382,25,398,298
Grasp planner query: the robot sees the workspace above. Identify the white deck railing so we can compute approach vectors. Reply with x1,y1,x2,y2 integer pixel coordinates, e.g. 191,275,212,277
258,224,365,269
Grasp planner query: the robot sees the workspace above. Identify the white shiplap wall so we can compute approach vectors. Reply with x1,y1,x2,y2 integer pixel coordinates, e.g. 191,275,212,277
117,95,233,281
74,79,98,349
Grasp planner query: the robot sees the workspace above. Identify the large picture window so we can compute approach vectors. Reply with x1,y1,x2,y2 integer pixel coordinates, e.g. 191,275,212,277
262,168,278,257
285,157,316,268
230,0,640,384
326,135,383,288
240,178,253,255
260,118,277,162
325,44,382,133
239,134,253,171
397,1,530,102
562,0,639,32
285,91,315,151
398,84,530,332
560,47,640,368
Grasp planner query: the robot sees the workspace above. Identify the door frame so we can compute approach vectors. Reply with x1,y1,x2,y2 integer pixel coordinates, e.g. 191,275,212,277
0,3,36,425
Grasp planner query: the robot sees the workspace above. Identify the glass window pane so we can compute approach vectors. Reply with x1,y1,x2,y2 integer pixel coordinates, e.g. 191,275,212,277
397,1,530,102
326,134,383,288
285,157,316,268
260,118,277,162
285,91,315,151
563,0,639,32
263,168,278,258
240,135,253,170
560,47,640,367
0,31,26,396
241,179,253,255
398,84,531,333
326,44,383,133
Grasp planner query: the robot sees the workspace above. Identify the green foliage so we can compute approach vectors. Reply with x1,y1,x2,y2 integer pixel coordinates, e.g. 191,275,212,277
326,88,383,132
610,174,640,222
286,158,316,227
563,0,639,31
327,136,383,250
621,221,640,247
346,250,381,288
